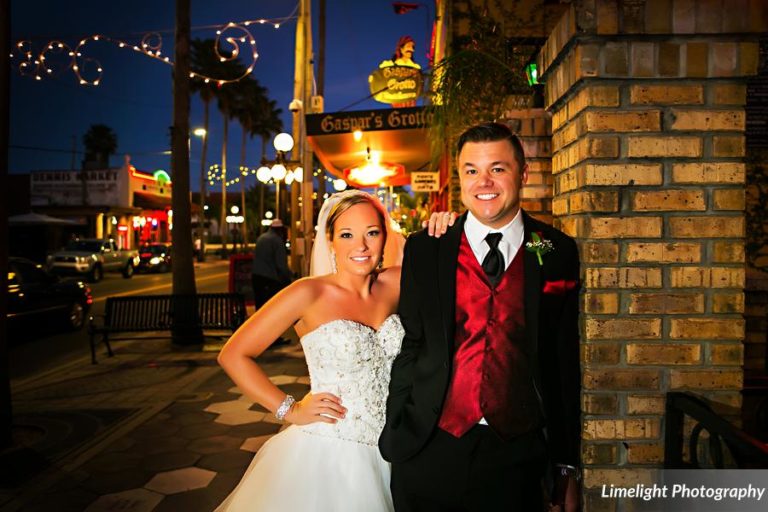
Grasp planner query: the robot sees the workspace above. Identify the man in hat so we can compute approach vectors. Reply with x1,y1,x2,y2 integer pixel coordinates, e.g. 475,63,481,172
251,219,292,315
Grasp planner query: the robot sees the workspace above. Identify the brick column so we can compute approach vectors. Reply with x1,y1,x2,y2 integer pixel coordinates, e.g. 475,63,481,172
537,1,766,509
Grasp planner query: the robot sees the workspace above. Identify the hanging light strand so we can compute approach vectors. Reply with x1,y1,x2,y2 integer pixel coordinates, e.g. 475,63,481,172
11,13,297,86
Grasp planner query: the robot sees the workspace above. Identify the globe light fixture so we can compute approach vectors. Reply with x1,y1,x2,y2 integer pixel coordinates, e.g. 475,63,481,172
256,165,272,183
230,205,239,215
285,171,295,186
273,132,294,153
193,128,207,137
333,179,348,191
271,163,287,181
293,167,303,183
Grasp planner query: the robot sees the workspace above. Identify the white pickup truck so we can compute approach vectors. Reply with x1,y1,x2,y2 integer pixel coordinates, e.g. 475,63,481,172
48,238,140,282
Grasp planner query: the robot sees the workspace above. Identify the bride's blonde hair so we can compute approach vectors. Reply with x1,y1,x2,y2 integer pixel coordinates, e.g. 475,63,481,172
326,194,388,247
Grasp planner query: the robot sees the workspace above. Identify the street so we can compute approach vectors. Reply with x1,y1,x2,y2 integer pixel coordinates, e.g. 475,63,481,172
9,259,232,380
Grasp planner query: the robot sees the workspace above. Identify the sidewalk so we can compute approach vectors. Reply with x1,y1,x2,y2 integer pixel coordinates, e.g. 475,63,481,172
1,332,308,512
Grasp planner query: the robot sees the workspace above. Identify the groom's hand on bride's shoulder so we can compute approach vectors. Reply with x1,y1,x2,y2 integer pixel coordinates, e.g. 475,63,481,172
423,211,458,238
284,392,347,425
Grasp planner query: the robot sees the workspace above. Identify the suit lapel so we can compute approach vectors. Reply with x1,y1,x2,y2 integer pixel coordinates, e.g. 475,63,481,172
437,213,465,352
522,212,542,357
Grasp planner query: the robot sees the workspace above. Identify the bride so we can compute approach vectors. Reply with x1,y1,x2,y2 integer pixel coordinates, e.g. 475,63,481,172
216,190,453,511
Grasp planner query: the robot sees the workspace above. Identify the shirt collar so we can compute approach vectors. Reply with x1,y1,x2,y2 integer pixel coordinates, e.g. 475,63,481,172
464,209,524,252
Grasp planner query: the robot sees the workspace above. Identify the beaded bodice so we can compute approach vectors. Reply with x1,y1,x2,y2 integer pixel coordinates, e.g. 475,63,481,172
298,315,403,446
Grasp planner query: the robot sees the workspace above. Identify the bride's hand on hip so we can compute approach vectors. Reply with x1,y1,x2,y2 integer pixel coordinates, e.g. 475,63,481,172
284,392,347,425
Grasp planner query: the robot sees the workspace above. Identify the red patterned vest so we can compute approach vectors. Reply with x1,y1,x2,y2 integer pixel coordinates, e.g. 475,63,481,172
438,233,543,440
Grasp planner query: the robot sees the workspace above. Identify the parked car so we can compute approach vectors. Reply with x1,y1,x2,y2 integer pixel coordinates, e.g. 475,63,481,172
47,238,139,282
137,243,172,273
7,257,93,331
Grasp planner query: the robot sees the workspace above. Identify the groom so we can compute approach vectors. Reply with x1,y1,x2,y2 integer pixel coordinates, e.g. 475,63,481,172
380,122,581,511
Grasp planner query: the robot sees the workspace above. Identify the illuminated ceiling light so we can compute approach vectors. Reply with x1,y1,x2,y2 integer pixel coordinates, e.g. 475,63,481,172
353,130,363,142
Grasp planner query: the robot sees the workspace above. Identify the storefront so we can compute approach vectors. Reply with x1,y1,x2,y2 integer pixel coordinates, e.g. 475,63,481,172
29,157,173,249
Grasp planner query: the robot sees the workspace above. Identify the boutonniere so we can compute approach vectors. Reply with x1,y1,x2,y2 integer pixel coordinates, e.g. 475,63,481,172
525,232,554,266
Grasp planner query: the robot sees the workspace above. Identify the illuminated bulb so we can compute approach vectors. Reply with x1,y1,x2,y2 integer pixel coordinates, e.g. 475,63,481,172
353,130,363,142
119,42,125,47
294,167,303,182
68,52,74,56
274,23,280,28
244,21,251,26
94,80,100,85
285,172,294,185
35,75,41,80
204,78,210,83
80,79,86,84
240,37,246,42
218,80,224,85
97,67,102,72
259,19,266,24
133,46,140,51
164,57,170,62
47,69,52,74
333,179,348,191
216,30,222,35
256,166,271,183
73,65,79,71
189,72,194,78
94,36,100,41
271,164,287,181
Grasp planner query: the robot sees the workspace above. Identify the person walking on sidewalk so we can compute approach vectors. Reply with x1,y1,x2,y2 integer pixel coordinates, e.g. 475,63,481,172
251,219,292,307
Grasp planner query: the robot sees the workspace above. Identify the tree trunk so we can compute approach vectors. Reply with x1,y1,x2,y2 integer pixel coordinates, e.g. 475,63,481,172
198,99,210,262
240,127,247,250
171,0,203,345
220,114,229,256
0,0,13,449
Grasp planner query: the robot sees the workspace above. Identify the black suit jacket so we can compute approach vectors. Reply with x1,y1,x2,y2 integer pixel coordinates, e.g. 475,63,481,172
379,211,581,466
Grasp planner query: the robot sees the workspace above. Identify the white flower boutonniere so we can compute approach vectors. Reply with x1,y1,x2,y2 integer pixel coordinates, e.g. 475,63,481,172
525,232,554,266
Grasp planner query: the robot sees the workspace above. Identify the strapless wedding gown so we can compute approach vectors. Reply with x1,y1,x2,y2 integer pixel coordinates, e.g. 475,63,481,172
216,315,403,512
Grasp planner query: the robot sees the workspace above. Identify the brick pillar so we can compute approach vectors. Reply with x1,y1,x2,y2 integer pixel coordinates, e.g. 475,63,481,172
504,108,554,223
537,1,766,509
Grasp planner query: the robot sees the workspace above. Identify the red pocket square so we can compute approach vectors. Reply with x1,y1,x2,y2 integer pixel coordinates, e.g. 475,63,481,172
543,279,578,295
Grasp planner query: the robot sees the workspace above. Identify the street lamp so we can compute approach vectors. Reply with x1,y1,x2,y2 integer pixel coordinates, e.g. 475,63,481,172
193,127,207,262
255,132,302,222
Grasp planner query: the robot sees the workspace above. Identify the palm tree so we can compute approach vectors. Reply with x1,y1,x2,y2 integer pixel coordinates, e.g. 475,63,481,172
170,0,202,344
82,124,118,168
190,39,245,255
256,98,283,224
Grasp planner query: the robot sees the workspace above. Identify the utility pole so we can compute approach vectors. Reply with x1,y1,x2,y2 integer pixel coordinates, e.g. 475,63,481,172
316,0,326,210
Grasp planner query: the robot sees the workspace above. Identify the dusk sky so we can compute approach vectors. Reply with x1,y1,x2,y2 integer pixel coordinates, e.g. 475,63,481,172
9,0,431,190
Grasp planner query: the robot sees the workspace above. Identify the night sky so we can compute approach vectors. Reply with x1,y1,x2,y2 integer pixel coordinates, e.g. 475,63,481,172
9,0,431,191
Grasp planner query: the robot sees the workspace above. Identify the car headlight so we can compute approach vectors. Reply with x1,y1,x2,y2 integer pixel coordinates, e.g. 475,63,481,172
149,257,161,265
77,256,90,263
133,256,140,265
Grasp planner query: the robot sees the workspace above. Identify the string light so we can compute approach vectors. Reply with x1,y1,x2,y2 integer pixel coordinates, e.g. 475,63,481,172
11,11,296,86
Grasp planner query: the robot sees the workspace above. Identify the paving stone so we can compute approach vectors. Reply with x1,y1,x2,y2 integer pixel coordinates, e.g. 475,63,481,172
204,400,250,414
151,485,225,512
140,450,201,472
197,449,254,472
247,402,269,412
269,374,298,385
227,421,281,439
214,410,267,426
187,435,242,455
144,467,217,495
297,376,311,385
83,488,163,512
206,468,246,497
129,435,190,456
239,434,275,453
131,421,181,440
227,386,241,394
175,411,217,426
101,436,136,453
82,468,152,495
82,451,143,473
178,421,231,440
24,487,98,512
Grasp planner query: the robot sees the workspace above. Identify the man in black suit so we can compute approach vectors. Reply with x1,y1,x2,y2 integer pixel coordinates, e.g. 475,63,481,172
380,122,581,511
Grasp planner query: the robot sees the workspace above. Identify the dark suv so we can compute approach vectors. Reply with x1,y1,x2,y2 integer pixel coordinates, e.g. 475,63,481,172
7,257,93,331
137,243,172,273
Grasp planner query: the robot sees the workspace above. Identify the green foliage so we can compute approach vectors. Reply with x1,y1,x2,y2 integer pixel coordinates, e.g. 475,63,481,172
426,7,536,166
83,124,118,166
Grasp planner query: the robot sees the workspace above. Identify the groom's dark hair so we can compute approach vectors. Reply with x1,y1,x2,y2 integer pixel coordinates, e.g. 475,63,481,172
457,122,526,169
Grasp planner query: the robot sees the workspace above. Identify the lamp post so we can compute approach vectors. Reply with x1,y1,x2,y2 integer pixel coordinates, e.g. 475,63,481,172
256,133,302,223
193,127,207,261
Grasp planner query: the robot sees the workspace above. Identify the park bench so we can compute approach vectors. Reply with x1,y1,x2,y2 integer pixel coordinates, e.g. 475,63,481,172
88,293,247,363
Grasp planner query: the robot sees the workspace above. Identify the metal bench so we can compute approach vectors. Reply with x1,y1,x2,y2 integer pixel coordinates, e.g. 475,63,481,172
664,391,768,469
88,293,247,363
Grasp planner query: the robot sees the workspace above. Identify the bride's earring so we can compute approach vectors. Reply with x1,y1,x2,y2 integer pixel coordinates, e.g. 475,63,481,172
377,257,383,270
331,251,337,274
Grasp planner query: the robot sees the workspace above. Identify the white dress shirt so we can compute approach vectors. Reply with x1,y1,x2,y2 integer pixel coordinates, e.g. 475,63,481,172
463,209,525,270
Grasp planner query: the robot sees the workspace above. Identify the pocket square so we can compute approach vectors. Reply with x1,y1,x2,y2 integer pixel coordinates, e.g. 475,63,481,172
543,279,579,295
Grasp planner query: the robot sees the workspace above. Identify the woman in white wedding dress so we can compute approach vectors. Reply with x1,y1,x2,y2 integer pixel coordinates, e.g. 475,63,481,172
217,190,448,512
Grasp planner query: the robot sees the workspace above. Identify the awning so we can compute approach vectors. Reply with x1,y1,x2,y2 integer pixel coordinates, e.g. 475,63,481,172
133,192,172,211
306,106,434,187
